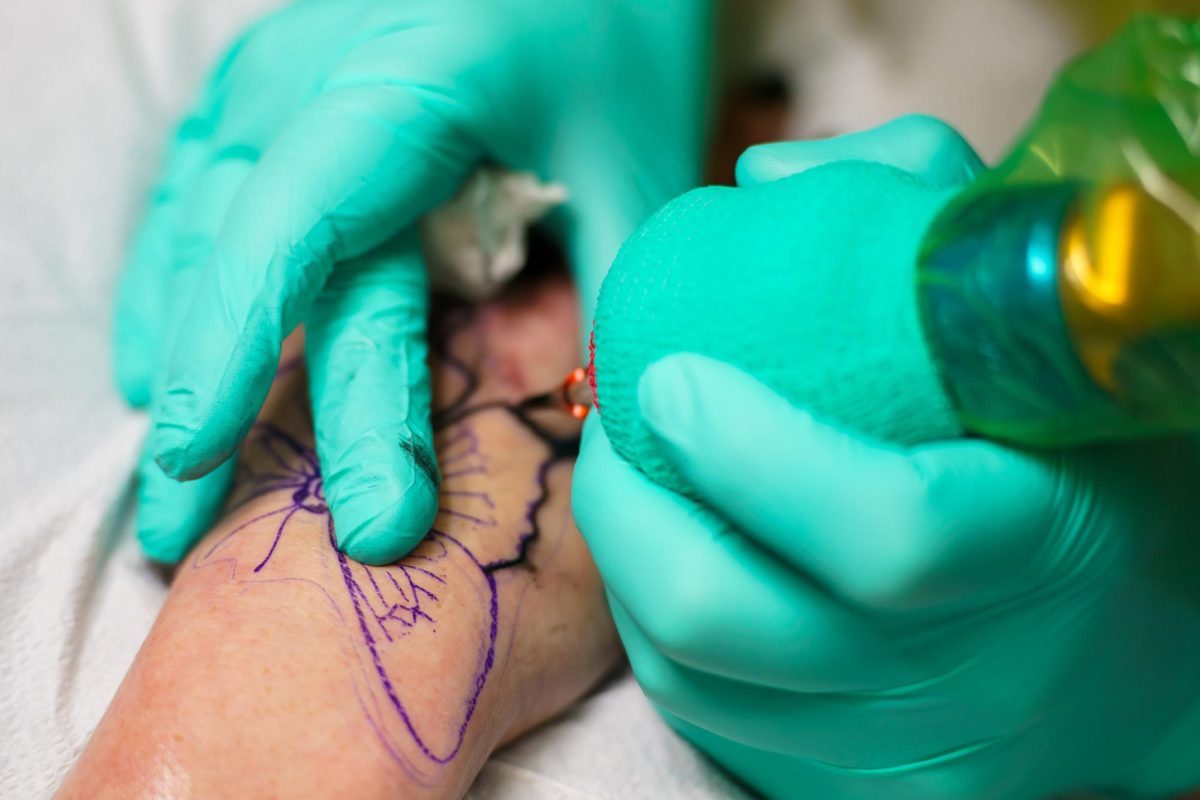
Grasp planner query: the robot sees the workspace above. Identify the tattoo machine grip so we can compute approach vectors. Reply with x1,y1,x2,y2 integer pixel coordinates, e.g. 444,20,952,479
591,161,960,494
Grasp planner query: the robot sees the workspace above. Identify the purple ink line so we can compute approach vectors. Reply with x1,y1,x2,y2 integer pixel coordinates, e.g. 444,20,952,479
241,468,301,483
345,559,448,642
258,437,307,476
354,579,396,643
402,564,446,586
438,489,496,509
437,507,495,527
382,605,415,628
408,606,434,624
201,505,292,561
410,584,438,605
253,506,300,573
335,528,498,765
402,569,429,607
442,466,486,480
197,350,580,769
437,437,479,464
365,566,390,608
275,354,303,377
437,449,472,467
252,422,320,472
482,458,553,573
240,479,308,504
386,570,410,602
437,427,471,448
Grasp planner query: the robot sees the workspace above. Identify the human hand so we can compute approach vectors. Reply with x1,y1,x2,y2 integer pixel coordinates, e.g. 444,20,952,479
735,113,982,190
590,116,984,494
113,0,711,564
575,357,1200,799
69,269,618,799
575,122,1200,798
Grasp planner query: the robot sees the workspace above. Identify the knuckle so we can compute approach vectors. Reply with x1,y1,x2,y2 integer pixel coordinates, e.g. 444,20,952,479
211,22,267,89
623,641,680,711
136,524,185,564
734,143,771,175
234,20,284,76
825,462,945,606
638,567,713,658
843,516,940,610
851,557,929,608
629,656,674,708
570,466,608,534
897,113,965,151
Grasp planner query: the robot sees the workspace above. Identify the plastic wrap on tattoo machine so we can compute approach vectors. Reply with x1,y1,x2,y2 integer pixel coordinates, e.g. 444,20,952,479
918,14,1200,445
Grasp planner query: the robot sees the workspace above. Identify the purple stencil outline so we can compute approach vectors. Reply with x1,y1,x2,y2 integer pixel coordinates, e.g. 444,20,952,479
194,301,582,773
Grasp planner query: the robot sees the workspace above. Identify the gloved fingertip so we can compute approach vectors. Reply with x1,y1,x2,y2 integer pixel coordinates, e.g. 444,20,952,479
734,143,787,187
112,335,154,410
153,422,223,481
330,458,440,566
115,370,152,408
152,432,195,480
334,490,438,565
112,285,162,409
136,525,193,565
112,327,155,407
136,455,235,563
135,488,209,564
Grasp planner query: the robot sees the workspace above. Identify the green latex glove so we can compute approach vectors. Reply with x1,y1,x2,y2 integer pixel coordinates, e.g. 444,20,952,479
574,130,1200,798
736,114,982,191
113,0,711,564
577,364,1200,800
591,117,984,496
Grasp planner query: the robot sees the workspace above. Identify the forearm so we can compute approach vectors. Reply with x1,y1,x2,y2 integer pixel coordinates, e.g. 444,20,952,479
65,516,610,795
62,275,619,799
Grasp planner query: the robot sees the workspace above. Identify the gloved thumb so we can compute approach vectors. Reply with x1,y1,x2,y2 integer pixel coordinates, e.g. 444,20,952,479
590,159,964,496
636,353,1069,611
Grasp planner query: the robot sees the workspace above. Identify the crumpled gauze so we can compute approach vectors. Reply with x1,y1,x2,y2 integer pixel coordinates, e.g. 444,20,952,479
422,167,567,300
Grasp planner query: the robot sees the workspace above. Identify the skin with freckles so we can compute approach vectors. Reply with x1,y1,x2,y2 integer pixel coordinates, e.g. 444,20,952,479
59,268,619,800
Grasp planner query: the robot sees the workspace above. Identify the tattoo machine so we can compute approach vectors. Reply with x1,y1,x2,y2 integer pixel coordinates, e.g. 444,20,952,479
577,15,1200,493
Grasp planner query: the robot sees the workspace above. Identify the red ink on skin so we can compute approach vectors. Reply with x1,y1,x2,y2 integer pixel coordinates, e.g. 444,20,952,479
587,326,600,413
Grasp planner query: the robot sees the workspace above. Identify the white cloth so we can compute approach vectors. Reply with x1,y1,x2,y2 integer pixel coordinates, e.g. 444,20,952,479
0,0,1083,797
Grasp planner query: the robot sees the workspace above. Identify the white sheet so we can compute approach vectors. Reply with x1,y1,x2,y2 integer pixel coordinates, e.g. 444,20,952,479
0,0,1080,796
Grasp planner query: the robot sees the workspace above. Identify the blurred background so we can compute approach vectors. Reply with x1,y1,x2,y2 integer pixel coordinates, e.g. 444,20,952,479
733,0,1200,159
0,0,1197,796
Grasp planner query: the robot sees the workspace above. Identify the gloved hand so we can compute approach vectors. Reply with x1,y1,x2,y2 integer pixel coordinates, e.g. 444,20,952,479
577,365,1200,800
114,0,711,564
589,116,986,495
735,113,982,191
573,128,1200,799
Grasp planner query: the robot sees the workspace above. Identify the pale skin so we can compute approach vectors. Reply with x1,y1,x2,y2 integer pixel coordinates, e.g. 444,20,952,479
60,267,620,799
61,82,792,800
